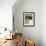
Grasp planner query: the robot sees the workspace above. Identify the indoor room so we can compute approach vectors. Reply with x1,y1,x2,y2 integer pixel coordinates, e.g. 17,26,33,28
0,0,46,46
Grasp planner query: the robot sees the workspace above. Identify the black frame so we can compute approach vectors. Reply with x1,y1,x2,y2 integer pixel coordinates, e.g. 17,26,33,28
23,12,35,27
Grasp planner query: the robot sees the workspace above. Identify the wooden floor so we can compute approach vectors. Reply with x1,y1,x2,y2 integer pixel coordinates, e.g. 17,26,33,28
0,39,16,46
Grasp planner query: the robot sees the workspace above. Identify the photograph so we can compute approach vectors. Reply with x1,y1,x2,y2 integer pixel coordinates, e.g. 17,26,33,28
23,12,35,27
0,0,45,46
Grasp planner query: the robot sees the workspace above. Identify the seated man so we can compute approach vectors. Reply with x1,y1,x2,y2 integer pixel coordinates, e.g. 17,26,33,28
15,33,23,46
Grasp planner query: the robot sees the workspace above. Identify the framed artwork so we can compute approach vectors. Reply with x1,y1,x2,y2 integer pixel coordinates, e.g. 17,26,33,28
23,12,35,27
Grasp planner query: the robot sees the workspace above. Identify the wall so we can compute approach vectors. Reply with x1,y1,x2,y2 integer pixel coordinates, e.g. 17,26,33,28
0,0,17,30
41,0,46,46
13,0,41,46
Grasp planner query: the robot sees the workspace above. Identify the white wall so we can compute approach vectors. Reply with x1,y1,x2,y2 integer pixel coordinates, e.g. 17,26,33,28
0,0,17,29
13,0,41,46
41,0,46,46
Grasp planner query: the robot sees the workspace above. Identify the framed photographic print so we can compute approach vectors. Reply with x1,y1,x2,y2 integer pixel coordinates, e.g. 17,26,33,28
23,12,35,27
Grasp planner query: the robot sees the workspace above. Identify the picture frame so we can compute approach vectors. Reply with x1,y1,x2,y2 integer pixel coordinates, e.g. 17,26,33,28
23,12,35,27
